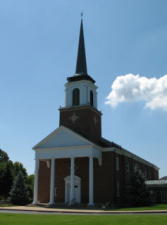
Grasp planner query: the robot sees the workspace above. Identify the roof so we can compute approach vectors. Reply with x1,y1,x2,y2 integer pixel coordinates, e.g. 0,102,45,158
75,19,87,75
160,176,167,180
145,180,167,187
32,125,101,150
100,137,159,170
67,19,95,84
100,137,123,149
67,74,95,83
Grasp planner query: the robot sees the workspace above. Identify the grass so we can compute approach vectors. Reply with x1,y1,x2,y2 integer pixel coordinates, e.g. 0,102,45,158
114,204,167,211
0,214,167,225
0,203,167,211
0,204,13,207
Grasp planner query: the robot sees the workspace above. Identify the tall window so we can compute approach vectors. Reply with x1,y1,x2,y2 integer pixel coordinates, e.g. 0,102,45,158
144,168,147,179
90,90,93,106
126,160,130,172
116,181,120,197
116,157,119,171
72,88,80,106
148,170,152,180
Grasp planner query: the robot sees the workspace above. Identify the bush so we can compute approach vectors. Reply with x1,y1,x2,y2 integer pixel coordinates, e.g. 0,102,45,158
9,171,29,205
126,170,151,206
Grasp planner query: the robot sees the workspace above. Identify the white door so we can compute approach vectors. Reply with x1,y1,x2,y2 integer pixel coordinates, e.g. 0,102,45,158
64,176,81,204
74,185,79,203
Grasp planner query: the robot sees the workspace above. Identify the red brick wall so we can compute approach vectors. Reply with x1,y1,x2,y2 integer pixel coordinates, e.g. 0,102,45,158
38,160,51,203
37,153,159,205
54,158,70,202
117,154,159,205
94,152,115,204
53,155,116,204
52,158,89,203
38,158,89,203
59,106,102,145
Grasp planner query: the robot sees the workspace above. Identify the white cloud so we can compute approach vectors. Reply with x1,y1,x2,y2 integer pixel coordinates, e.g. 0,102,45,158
105,74,167,111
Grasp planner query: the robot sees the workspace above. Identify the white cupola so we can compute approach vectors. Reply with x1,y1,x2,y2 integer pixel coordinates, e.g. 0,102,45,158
64,19,98,109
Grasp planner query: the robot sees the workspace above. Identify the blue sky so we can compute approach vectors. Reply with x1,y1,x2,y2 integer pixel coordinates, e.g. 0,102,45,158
0,0,167,178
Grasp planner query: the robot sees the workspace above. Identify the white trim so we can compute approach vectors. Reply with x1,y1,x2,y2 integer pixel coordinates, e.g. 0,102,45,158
49,158,55,205
64,80,98,108
65,80,98,91
35,145,93,151
35,145,102,160
33,126,101,150
88,156,94,205
70,157,75,205
32,159,39,204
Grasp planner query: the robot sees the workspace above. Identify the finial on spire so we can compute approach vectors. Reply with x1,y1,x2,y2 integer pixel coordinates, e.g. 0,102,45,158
81,12,83,18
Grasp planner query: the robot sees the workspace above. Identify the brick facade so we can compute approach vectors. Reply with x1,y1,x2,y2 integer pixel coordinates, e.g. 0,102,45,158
59,105,102,145
37,151,158,205
38,161,50,203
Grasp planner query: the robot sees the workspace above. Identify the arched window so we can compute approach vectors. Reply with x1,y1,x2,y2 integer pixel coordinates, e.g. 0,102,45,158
126,160,130,172
72,88,80,106
90,90,93,106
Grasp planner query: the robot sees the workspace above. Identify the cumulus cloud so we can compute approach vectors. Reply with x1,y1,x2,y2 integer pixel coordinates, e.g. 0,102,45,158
105,74,167,111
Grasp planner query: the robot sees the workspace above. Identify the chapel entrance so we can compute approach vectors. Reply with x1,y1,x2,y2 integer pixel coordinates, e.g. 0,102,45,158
64,175,81,204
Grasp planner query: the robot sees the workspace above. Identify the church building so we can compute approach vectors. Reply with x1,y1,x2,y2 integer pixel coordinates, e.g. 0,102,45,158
32,19,159,206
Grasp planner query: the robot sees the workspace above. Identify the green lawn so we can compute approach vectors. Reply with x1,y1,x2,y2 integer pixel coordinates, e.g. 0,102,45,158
0,214,167,225
114,204,167,211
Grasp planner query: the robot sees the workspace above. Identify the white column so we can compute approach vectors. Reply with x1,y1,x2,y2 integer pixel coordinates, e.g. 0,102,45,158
94,91,97,108
65,87,68,107
69,87,72,106
70,157,75,205
49,158,55,205
88,87,90,104
88,156,94,205
32,159,39,204
80,84,84,105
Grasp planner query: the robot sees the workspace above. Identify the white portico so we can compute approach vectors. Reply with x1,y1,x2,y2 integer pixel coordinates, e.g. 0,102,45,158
32,126,102,205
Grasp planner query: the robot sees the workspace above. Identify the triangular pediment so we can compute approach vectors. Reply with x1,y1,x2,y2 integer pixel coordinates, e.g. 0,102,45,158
33,126,92,149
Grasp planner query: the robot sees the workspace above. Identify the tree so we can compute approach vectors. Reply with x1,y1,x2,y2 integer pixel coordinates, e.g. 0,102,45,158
26,174,34,202
0,149,13,199
0,149,9,163
0,149,30,201
9,171,29,205
13,162,27,180
126,170,151,206
0,160,13,198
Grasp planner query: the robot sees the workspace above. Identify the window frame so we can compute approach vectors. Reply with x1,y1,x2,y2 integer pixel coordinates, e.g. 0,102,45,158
72,88,80,106
116,181,120,197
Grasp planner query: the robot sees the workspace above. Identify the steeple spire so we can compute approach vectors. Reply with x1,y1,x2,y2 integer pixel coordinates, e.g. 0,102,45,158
75,19,87,75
